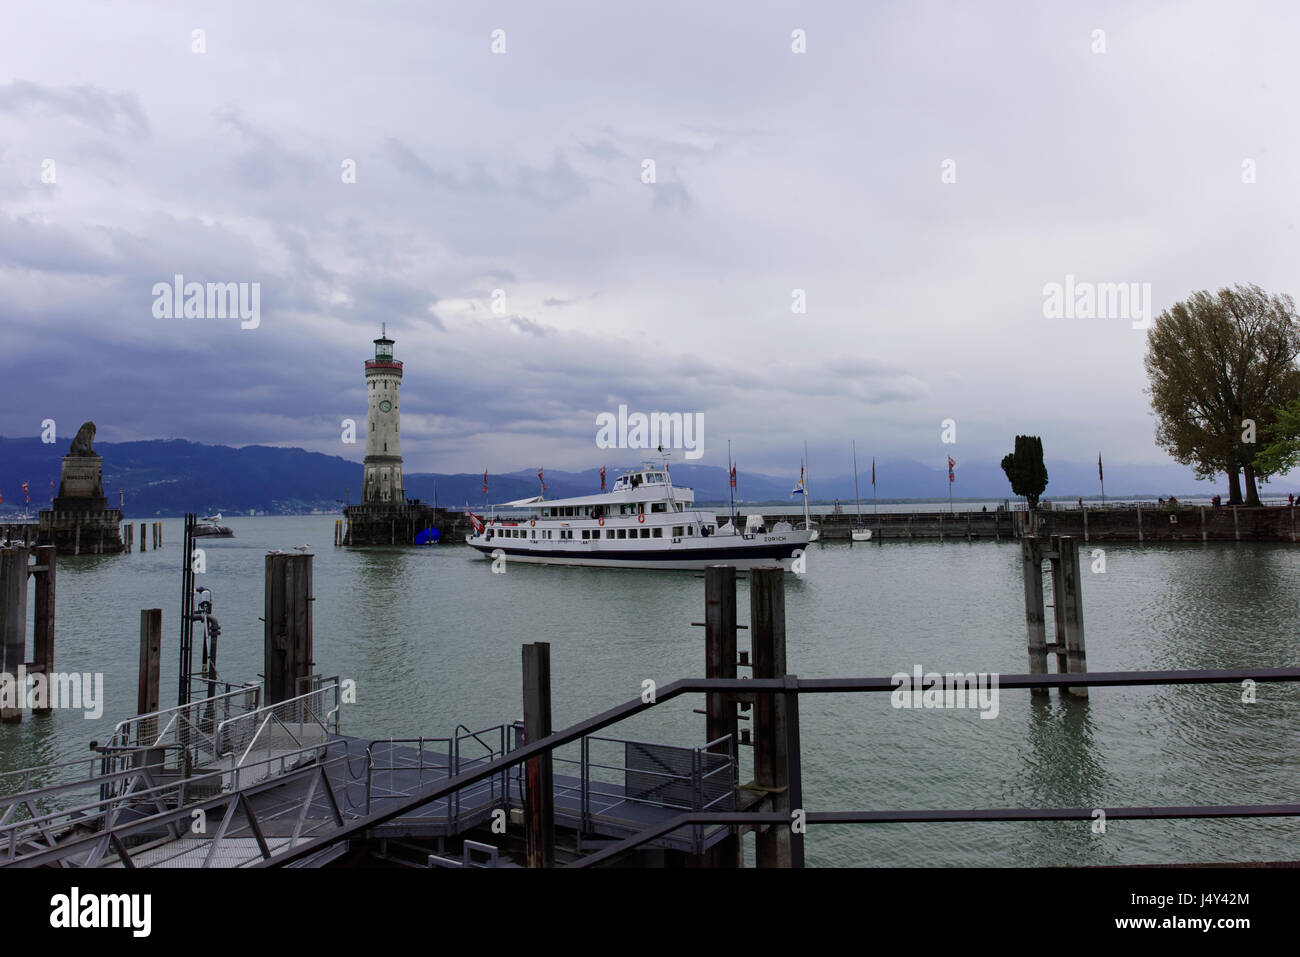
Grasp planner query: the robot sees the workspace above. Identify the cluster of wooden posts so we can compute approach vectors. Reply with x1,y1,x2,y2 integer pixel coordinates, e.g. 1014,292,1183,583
121,522,163,552
517,564,797,867
0,545,57,723
1021,534,1089,698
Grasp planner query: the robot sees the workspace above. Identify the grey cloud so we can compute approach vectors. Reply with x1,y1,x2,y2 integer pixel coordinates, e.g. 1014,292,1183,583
0,80,149,137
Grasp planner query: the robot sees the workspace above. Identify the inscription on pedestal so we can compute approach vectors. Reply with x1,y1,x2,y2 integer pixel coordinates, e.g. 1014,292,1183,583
58,458,103,499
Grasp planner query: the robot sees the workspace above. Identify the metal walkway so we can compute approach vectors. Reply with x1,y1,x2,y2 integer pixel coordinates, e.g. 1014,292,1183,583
0,685,735,868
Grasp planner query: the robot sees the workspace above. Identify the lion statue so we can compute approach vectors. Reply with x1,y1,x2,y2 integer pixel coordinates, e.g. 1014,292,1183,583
69,421,97,456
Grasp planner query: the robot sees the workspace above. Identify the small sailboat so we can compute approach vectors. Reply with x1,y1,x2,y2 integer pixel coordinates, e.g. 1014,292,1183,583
793,443,819,542
851,441,872,542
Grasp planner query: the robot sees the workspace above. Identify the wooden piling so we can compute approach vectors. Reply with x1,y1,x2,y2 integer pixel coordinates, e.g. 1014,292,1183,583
1053,536,1089,698
140,522,146,552
263,552,314,705
750,566,793,868
1021,536,1049,696
1,547,29,722
138,609,162,741
522,641,555,868
702,565,742,867
31,546,55,712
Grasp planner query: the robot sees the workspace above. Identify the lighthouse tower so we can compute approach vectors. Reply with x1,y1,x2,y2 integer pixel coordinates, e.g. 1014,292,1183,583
362,324,404,504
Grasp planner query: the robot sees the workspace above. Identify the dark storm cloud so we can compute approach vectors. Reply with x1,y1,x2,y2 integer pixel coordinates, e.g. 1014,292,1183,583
1,0,1297,478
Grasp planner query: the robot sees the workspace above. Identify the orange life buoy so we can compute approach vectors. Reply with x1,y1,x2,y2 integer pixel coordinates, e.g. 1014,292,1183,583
530,519,536,527
598,517,605,526
637,514,646,524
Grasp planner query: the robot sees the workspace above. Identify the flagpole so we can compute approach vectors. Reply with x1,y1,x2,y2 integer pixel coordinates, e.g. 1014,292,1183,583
728,439,735,528
1099,452,1105,508
872,456,878,534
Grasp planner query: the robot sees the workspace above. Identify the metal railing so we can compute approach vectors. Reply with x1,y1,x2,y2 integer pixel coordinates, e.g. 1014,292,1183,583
561,733,735,854
0,740,351,867
214,681,340,774
102,682,263,778
262,665,1300,868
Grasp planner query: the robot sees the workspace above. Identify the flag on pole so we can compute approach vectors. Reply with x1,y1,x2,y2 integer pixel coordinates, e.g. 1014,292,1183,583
947,457,956,483
482,470,488,496
537,468,545,494
792,463,806,496
871,457,876,486
600,465,606,491
1098,453,1103,482
21,481,29,505
729,463,737,488
467,509,485,534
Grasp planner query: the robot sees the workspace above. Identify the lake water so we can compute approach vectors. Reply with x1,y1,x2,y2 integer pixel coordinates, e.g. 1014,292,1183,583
2,516,1297,866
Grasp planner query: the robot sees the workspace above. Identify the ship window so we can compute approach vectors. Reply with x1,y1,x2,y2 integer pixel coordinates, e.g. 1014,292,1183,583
606,529,614,539
617,529,627,539
653,527,663,538
687,526,694,535
651,503,666,513
673,526,683,537
640,528,650,539
676,503,683,511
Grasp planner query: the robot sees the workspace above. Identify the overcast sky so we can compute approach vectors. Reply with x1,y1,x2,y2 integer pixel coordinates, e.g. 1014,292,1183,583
2,1,1298,478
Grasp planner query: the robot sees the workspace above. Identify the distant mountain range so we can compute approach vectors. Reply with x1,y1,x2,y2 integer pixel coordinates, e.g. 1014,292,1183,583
0,436,1288,517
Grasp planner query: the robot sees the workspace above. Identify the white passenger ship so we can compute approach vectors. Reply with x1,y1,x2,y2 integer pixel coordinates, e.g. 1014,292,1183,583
466,464,809,570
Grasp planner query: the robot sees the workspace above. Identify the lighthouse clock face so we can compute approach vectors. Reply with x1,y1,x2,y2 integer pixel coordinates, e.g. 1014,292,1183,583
379,400,392,412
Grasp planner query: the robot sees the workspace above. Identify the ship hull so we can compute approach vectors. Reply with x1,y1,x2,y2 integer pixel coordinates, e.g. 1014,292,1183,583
466,536,807,570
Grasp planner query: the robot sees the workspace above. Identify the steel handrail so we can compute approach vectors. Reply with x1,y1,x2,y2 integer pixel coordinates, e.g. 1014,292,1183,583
260,665,1300,868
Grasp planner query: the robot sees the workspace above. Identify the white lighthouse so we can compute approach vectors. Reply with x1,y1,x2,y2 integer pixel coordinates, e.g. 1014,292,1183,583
362,324,404,504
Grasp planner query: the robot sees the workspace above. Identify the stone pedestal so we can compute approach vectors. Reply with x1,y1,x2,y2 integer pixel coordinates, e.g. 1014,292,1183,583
36,424,124,555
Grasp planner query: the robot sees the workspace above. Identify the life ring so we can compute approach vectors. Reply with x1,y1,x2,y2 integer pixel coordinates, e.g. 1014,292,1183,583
530,519,536,527
637,514,646,524
598,517,605,526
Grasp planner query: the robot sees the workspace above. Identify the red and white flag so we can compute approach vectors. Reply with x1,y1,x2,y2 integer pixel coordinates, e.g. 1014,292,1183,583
947,457,955,483
467,510,485,534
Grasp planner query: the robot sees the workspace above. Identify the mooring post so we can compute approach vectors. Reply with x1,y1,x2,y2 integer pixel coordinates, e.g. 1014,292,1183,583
1,546,29,722
263,552,314,705
704,565,739,779
522,641,555,868
1021,536,1048,696
1055,536,1088,698
703,565,742,868
31,546,55,712
750,566,792,867
138,609,162,741
1048,536,1070,677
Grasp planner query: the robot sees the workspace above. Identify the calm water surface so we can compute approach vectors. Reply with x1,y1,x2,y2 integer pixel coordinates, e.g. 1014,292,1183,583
2,516,1297,866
